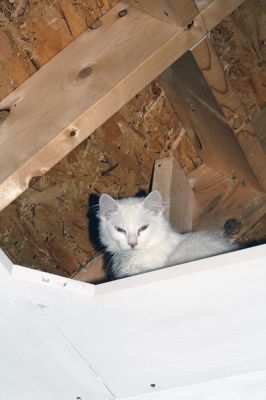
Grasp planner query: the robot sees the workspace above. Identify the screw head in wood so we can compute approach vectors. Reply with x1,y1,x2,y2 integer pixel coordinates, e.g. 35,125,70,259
118,9,128,17
69,130,77,137
79,67,92,79
224,219,241,236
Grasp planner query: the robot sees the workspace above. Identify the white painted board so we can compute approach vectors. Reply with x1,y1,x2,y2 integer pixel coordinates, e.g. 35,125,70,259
0,250,113,400
10,244,266,400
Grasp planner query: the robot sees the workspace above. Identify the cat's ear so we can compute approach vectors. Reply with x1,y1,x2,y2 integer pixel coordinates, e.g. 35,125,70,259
142,191,164,215
99,194,118,219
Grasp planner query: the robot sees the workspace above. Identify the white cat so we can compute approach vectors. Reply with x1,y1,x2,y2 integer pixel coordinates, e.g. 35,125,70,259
98,191,236,279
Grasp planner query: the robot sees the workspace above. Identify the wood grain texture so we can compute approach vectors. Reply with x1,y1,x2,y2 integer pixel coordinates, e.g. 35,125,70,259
159,52,260,191
0,82,199,280
201,0,245,31
192,38,266,192
124,0,199,27
0,3,206,212
72,254,106,283
188,164,266,237
152,157,194,232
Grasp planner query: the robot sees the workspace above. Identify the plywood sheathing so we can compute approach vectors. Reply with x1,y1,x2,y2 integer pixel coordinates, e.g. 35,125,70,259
210,0,266,120
0,0,265,279
0,83,199,277
0,0,118,100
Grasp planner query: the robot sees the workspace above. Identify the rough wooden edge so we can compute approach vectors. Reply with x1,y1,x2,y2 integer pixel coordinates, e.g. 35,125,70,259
152,157,194,232
0,4,206,212
201,0,245,31
124,0,199,27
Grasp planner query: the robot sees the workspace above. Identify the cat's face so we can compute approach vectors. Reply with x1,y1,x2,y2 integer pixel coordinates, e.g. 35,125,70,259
98,191,165,252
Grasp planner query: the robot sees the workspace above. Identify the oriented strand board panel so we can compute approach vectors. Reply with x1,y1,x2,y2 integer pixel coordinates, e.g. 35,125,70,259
0,2,206,211
8,245,266,399
210,0,266,120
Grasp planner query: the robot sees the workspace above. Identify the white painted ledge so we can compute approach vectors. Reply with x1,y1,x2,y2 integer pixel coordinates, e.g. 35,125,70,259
0,244,266,400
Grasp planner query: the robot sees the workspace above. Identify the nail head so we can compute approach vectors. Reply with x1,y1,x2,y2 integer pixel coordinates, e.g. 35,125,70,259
118,9,128,17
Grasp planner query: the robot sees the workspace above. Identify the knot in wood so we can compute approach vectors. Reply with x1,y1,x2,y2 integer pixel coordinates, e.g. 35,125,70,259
224,219,241,236
79,67,92,79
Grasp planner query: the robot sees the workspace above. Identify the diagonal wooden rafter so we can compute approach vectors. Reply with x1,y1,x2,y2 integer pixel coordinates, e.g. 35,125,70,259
191,38,266,192
0,0,247,212
0,2,206,212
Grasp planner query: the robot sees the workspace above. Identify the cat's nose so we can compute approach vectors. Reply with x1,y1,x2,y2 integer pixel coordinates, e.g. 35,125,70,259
128,235,137,248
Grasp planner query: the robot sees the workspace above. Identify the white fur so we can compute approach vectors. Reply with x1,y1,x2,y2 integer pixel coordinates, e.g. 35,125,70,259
98,191,236,279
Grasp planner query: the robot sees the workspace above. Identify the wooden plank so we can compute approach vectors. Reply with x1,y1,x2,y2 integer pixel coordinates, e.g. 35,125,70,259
0,250,112,400
159,52,261,191
0,3,206,212
152,157,194,232
192,38,266,192
72,254,106,283
201,0,245,31
188,164,266,237
124,0,199,27
15,243,266,399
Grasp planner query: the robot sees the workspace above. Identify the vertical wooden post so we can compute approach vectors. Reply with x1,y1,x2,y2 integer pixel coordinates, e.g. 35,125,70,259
152,157,194,232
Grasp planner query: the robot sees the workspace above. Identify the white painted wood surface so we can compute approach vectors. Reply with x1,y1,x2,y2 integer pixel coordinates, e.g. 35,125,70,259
1,245,266,400
0,251,113,400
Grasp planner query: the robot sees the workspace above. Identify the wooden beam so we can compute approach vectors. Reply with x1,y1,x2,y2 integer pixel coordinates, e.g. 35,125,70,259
124,0,199,27
152,157,194,232
188,164,266,238
0,2,206,212
200,0,245,31
192,38,266,192
72,254,106,284
159,52,261,191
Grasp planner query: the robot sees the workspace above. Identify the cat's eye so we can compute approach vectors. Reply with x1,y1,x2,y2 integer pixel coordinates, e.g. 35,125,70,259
138,224,149,235
115,226,126,234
